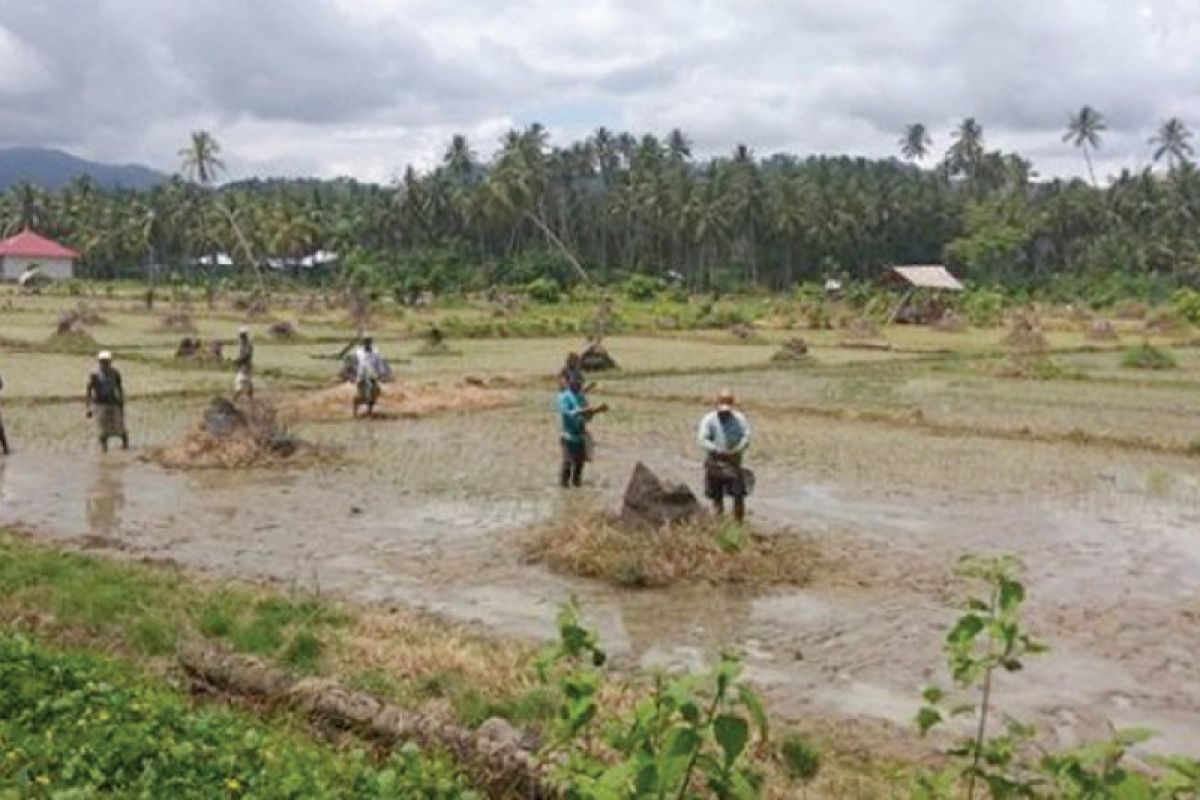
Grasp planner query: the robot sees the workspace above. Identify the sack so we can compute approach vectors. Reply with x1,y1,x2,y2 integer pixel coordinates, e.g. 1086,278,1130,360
583,432,595,462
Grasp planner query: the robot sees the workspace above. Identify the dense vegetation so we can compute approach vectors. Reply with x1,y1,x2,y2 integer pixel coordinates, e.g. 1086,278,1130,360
1,113,1197,298
0,634,476,798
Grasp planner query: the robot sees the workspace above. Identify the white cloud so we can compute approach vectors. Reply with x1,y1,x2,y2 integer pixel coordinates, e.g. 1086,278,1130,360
0,0,1198,181
0,25,54,95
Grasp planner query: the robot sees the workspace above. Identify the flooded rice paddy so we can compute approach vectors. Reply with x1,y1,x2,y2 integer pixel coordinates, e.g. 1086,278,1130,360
1,298,1198,756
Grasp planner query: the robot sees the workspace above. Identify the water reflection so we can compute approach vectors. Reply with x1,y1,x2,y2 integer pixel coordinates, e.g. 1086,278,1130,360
85,460,126,537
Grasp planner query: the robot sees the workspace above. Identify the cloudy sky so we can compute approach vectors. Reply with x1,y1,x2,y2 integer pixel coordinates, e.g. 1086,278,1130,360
1,0,1197,183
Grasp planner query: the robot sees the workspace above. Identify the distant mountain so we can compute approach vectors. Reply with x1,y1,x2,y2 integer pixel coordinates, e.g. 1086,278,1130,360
0,147,166,191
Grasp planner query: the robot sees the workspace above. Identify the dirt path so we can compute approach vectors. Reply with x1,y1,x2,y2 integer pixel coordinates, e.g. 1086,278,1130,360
1,403,1197,757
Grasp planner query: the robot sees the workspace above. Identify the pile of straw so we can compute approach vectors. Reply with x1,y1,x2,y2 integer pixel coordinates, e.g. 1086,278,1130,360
284,381,515,421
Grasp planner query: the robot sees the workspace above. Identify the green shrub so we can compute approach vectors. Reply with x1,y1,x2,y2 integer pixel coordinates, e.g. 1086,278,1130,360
537,603,769,798
915,556,1200,798
0,633,477,799
623,274,663,301
959,287,1007,327
526,278,561,304
1173,288,1200,325
1121,342,1177,370
779,732,821,781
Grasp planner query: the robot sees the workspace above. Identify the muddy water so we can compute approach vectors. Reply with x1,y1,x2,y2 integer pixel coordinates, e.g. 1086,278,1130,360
1,393,1198,757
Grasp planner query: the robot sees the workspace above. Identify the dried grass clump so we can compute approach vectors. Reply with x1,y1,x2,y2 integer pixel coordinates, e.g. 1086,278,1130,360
70,303,108,326
269,320,299,339
1113,300,1149,320
931,311,966,332
159,311,197,332
44,321,98,352
988,353,1073,381
1084,319,1120,342
1000,316,1049,352
521,512,816,589
838,317,889,349
841,316,881,340
770,338,811,364
1143,312,1190,338
729,322,761,342
284,382,515,421
338,610,537,710
149,398,321,469
412,340,458,357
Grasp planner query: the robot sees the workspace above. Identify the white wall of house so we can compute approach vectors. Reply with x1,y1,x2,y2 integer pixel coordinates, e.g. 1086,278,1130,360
1,256,75,281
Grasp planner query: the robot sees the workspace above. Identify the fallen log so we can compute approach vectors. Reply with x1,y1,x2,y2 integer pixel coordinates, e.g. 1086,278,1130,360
179,641,558,798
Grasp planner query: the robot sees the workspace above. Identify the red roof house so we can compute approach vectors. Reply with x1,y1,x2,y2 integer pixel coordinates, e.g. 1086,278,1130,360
0,229,78,281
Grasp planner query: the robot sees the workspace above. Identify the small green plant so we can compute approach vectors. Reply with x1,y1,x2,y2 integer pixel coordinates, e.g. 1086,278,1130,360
624,274,664,302
916,555,1047,798
715,521,749,554
778,731,821,782
915,555,1200,799
537,602,769,799
1172,287,1200,325
527,277,562,304
1120,341,1177,370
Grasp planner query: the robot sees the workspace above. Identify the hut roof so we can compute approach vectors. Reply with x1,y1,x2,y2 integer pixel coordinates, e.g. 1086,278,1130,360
886,265,964,291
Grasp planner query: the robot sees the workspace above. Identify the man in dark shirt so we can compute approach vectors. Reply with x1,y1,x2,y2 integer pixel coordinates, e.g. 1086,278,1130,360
86,351,128,452
233,326,254,399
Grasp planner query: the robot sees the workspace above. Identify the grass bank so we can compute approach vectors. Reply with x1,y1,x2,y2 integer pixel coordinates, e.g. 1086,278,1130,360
0,529,542,729
0,529,902,798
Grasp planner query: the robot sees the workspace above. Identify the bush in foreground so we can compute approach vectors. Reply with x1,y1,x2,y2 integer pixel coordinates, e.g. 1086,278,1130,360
0,633,476,799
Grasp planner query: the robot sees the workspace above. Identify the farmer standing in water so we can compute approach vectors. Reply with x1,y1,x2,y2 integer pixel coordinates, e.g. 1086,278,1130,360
557,373,606,487
86,351,128,452
697,389,752,522
352,334,384,417
233,326,254,400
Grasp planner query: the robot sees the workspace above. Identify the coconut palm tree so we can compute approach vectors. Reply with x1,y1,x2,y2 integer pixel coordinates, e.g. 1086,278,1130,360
178,130,225,186
946,118,984,175
1150,117,1195,172
900,123,932,162
1063,105,1106,186
442,134,476,183
666,128,693,162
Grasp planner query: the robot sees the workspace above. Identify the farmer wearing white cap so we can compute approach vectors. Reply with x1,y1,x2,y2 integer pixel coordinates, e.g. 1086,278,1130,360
233,326,254,399
697,389,752,522
352,334,384,417
86,351,128,452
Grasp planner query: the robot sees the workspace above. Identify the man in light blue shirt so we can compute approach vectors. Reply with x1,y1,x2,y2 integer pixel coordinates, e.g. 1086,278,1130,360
697,389,752,521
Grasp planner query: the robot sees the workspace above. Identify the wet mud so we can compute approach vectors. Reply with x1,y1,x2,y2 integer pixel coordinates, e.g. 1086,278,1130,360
0,389,1197,757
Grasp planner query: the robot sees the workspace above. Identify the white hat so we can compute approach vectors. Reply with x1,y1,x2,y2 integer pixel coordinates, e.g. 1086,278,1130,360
238,326,249,335
97,350,113,361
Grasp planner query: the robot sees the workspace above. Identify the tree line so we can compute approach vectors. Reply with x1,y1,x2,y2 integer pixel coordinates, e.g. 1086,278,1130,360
1,111,1197,294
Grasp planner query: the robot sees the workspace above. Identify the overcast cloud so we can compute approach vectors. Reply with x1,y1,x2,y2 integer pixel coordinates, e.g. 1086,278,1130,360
0,0,1197,183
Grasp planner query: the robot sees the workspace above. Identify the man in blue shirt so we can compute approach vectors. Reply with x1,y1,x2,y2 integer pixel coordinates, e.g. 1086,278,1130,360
557,376,606,487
